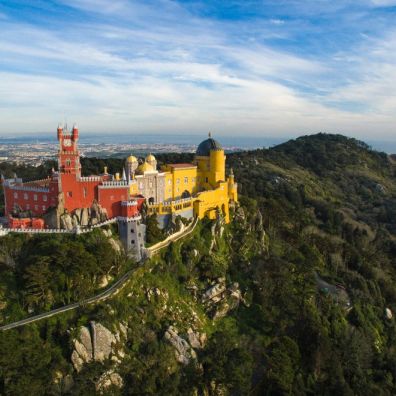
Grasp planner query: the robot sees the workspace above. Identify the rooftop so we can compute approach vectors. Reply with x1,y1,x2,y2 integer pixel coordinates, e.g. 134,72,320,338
167,163,196,169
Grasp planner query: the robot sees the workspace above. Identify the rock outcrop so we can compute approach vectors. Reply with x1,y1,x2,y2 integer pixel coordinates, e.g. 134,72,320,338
59,200,109,230
164,326,197,365
71,321,126,372
202,279,245,320
95,370,124,394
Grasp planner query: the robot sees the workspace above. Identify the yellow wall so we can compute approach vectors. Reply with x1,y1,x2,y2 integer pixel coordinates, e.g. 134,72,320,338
128,147,236,224
162,166,198,200
193,181,230,223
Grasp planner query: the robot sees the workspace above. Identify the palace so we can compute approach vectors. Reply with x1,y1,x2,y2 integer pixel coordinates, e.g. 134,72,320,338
2,125,237,256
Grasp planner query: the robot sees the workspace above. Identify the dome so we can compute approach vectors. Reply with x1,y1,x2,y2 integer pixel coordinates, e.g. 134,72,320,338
146,153,156,161
196,136,222,156
126,155,138,163
136,161,154,174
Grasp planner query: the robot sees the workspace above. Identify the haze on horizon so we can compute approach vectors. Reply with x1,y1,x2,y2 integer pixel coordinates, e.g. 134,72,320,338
1,0,396,141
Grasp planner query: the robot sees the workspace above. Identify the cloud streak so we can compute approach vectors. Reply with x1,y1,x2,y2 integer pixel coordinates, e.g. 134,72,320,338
0,0,396,140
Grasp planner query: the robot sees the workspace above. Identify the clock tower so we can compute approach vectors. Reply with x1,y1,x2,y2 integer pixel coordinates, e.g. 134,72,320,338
57,123,81,176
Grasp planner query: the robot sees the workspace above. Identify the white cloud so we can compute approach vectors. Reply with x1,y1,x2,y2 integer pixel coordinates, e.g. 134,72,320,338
0,0,396,140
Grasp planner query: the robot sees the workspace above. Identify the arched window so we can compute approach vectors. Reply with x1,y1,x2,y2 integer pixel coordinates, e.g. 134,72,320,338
181,190,191,199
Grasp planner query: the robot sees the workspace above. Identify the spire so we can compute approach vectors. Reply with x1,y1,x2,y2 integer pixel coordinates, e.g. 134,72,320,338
208,131,212,138
122,168,126,181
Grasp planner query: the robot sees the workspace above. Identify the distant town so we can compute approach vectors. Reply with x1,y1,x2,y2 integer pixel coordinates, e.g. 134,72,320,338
0,140,245,167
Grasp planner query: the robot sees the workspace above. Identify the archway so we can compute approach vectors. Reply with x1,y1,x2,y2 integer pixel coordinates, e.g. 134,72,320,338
181,190,191,199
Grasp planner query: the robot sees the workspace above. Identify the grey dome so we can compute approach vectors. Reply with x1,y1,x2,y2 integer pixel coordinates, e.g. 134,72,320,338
196,137,222,156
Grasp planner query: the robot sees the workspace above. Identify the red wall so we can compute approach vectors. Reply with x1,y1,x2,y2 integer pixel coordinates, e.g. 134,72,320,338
60,174,101,212
98,186,129,218
4,187,57,217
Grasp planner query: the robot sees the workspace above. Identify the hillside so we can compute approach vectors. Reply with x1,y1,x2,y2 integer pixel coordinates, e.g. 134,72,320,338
1,133,396,395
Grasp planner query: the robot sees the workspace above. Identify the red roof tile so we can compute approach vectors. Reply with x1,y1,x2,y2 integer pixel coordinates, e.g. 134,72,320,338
168,163,196,169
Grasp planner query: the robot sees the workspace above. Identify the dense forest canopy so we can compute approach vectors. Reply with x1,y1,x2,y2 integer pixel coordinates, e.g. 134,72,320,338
0,133,395,395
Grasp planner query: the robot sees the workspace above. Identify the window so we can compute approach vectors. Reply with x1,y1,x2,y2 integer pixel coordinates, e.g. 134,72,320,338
139,182,144,189
130,229,135,233
168,180,171,185
192,177,195,182
67,191,72,198
24,193,28,200
34,194,38,201
110,195,114,201
205,177,208,183
34,205,38,211
43,195,47,202
131,240,135,244
13,192,18,199
26,204,30,210
184,177,188,183
149,181,153,188
176,178,180,184
83,187,87,198
42,205,46,211
66,159,71,167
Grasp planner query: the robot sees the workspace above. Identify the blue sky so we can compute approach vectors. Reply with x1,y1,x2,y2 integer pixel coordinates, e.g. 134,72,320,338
1,0,396,139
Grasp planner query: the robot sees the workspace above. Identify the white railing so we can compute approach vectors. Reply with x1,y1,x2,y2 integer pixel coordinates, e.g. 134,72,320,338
100,180,129,188
8,185,50,193
78,176,102,182
0,217,118,235
148,197,194,207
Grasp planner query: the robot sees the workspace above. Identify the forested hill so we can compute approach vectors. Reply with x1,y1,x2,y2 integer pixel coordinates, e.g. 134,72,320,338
0,133,396,395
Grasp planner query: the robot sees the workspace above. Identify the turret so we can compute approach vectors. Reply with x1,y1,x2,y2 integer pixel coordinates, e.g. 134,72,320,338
228,168,238,202
72,123,79,141
195,133,225,185
57,123,63,141
145,153,157,170
125,155,138,179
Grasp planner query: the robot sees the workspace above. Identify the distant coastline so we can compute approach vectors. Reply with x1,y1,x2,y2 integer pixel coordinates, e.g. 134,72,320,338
0,133,395,154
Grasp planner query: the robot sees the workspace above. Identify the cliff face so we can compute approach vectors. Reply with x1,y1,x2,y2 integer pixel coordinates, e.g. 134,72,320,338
1,134,396,395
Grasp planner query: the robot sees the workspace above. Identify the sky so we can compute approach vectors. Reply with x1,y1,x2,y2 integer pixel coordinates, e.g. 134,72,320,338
1,0,396,140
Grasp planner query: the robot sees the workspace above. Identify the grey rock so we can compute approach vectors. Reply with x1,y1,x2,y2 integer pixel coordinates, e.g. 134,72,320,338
95,370,123,393
92,322,117,362
164,326,197,365
202,283,226,302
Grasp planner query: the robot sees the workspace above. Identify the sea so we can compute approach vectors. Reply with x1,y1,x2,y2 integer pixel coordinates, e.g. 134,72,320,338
0,133,395,154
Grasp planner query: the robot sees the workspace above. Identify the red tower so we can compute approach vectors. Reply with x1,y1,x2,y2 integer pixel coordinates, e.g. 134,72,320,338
58,123,81,176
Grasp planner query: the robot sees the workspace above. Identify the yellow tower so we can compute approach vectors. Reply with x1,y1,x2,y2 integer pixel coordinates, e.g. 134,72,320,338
195,132,225,188
228,168,238,202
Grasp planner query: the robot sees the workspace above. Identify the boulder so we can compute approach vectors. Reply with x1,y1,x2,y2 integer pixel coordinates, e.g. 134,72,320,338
74,208,82,223
202,283,226,302
92,322,117,362
212,301,230,320
71,326,93,372
164,326,197,365
71,321,125,372
98,275,109,288
95,370,123,394
80,208,89,226
61,213,73,230
187,328,206,349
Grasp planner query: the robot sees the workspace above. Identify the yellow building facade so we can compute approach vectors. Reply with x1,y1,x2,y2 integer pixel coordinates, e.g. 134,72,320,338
122,135,237,224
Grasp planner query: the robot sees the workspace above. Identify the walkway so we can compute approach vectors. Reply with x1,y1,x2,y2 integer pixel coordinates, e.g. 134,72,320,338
0,217,198,331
